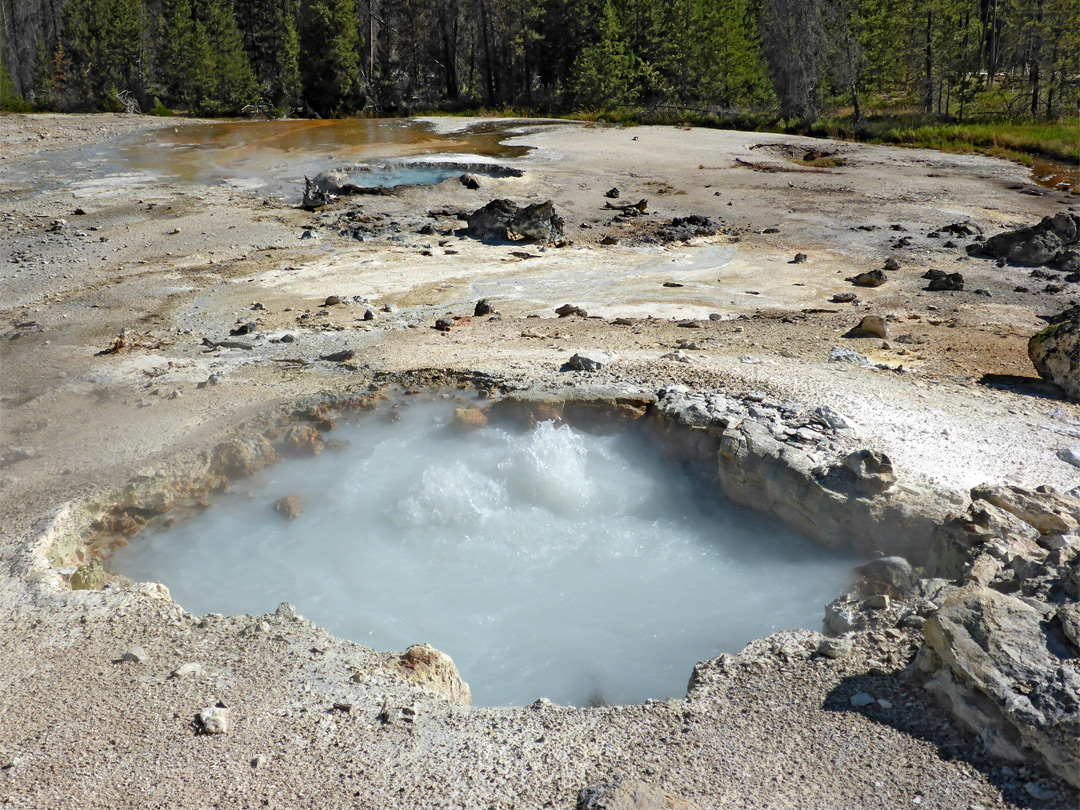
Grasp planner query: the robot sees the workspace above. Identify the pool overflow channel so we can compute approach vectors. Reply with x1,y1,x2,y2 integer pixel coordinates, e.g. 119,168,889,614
94,387,865,708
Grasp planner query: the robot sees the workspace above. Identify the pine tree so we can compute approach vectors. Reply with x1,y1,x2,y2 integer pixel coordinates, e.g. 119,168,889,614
298,0,360,114
572,0,636,107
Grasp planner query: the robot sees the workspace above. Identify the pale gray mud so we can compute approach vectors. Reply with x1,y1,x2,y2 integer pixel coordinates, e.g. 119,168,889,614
1,113,1078,809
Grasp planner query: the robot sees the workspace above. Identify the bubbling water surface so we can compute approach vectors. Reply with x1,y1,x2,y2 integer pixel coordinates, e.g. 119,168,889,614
111,401,859,706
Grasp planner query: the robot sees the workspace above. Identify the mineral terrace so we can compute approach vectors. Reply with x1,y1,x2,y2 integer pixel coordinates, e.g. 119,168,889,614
1,113,1078,809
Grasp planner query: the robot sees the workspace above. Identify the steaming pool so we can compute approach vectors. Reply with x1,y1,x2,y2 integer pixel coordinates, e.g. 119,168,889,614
111,400,860,706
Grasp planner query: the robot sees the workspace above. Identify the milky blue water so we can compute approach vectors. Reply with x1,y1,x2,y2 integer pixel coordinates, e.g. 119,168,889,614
110,401,859,706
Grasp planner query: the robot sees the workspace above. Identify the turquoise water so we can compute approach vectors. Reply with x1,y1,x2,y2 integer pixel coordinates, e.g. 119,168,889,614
110,401,860,707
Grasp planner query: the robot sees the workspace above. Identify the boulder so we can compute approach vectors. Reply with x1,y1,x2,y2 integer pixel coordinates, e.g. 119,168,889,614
919,585,1080,786
850,315,888,338
983,213,1080,267
1028,305,1079,400
397,644,471,705
851,269,887,287
923,270,964,291
466,199,564,243
856,556,919,596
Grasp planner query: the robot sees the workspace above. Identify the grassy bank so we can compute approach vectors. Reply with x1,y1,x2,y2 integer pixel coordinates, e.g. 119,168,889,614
566,106,1079,166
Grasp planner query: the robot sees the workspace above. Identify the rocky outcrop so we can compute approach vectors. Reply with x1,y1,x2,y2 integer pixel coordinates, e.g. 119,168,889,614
466,199,564,243
653,389,954,563
397,644,471,705
1029,305,1079,401
981,213,1080,267
917,585,1080,787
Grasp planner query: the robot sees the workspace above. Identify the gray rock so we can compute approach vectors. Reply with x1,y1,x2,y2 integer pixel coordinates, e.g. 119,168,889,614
920,584,1080,786
850,692,875,707
984,213,1080,267
312,169,349,194
812,405,853,431
467,199,564,243
459,173,481,190
121,646,148,664
817,635,853,659
856,556,918,595
1056,603,1080,652
831,292,858,303
970,483,1080,536
474,298,498,317
196,705,229,735
851,315,888,338
1029,305,1079,401
170,662,205,680
567,351,618,372
824,595,866,636
925,270,965,291
840,449,897,494
852,269,887,287
397,643,471,705
1057,446,1080,468
883,257,900,271
276,602,298,620
828,346,871,365
928,501,1042,580
556,304,588,318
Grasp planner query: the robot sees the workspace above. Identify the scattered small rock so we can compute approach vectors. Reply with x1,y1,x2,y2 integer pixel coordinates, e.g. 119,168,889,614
556,304,587,318
319,349,355,362
818,636,853,659
604,187,620,199
324,295,341,306
1057,446,1080,468
883,257,900,271
474,299,498,317
170,662,205,680
230,321,257,336
850,692,876,708
121,646,148,664
274,494,303,520
831,292,858,304
792,252,808,264
459,174,481,190
828,347,870,365
567,351,618,372
196,705,229,735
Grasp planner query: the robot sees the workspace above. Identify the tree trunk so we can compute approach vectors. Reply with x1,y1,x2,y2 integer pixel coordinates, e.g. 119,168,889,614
923,6,934,113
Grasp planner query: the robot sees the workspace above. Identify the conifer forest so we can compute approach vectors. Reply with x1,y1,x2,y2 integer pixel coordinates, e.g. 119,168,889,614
1,0,1078,125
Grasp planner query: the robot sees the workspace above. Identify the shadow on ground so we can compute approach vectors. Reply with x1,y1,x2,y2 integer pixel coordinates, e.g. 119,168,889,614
824,671,1078,809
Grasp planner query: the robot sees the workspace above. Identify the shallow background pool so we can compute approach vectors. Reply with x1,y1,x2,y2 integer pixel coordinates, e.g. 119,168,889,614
110,400,859,706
